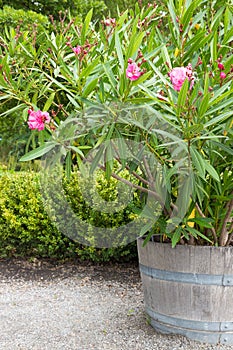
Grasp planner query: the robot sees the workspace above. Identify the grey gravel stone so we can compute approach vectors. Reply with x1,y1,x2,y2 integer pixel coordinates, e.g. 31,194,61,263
0,260,233,350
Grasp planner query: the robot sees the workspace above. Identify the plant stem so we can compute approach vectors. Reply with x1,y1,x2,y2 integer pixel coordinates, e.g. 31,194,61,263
219,192,233,246
226,221,233,246
115,156,150,187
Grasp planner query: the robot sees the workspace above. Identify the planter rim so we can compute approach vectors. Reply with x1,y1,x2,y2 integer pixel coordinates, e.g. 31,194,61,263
137,237,233,250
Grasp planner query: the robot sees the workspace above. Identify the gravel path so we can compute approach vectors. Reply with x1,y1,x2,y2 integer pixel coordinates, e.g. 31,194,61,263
0,259,233,350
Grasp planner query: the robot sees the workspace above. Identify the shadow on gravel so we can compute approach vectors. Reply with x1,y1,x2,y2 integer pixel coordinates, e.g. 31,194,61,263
0,258,140,284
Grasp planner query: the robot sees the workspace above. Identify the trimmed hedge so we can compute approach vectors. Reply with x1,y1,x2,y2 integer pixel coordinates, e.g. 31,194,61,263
0,6,49,33
1,1,107,20
0,169,138,261
103,0,149,17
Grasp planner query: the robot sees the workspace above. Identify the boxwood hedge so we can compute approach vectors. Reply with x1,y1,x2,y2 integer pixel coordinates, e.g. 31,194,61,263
0,169,138,261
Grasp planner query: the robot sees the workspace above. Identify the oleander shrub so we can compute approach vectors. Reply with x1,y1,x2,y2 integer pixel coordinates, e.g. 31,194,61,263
2,0,232,248
0,170,138,261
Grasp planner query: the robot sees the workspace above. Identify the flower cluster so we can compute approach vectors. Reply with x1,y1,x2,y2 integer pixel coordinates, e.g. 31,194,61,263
126,51,147,81
27,109,50,131
126,60,144,81
66,38,94,59
168,64,194,91
72,45,82,55
102,18,116,27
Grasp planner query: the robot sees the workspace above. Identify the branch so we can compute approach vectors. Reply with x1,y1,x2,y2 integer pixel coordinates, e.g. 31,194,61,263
114,156,150,187
110,141,178,215
83,153,179,216
98,163,166,206
142,155,155,184
226,220,233,246
219,192,233,246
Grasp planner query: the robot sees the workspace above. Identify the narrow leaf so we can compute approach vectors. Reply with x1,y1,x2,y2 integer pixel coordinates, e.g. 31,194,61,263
198,93,210,118
115,31,124,71
203,159,220,182
43,92,55,112
20,143,56,161
81,9,93,45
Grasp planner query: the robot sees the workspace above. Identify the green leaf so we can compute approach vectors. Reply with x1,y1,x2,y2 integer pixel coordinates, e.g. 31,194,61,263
66,94,80,108
115,133,127,168
167,0,179,36
43,73,76,97
185,227,213,244
182,0,201,32
188,217,214,229
161,45,171,70
105,142,113,181
126,31,145,60
208,81,232,105
190,147,206,179
43,92,55,112
203,71,210,96
115,31,124,71
65,151,72,180
141,222,155,244
132,71,152,86
81,9,93,45
0,104,25,117
171,227,182,248
67,146,85,157
20,143,56,162
203,159,220,182
79,58,100,79
117,10,129,28
186,124,204,135
22,107,29,122
223,25,233,45
102,63,119,97
212,141,233,156
204,111,232,127
205,97,233,116
198,93,210,118
82,78,98,98
210,31,218,63
90,145,104,174
149,60,171,87
184,32,212,62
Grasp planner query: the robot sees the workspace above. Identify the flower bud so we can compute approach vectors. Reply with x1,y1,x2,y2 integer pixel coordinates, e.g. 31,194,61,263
220,72,226,79
218,62,225,70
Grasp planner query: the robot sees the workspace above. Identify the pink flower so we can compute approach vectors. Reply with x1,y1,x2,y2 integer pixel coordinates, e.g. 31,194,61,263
220,71,226,79
169,64,194,91
126,61,143,81
27,109,50,131
104,18,116,26
72,46,82,55
104,19,111,26
218,62,225,70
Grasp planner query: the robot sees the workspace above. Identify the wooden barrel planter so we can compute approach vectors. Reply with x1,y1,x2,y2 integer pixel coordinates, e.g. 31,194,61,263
137,238,233,344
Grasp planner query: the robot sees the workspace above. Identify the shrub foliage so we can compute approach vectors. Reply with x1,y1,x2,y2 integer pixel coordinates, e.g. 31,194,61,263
0,169,138,261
